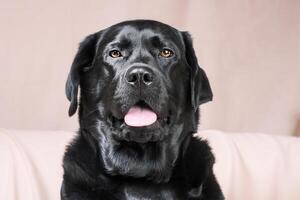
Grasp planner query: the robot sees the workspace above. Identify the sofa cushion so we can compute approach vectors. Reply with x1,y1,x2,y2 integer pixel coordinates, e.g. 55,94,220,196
1,129,300,200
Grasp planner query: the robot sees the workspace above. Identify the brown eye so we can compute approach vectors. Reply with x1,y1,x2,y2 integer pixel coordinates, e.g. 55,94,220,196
109,50,122,58
159,49,174,58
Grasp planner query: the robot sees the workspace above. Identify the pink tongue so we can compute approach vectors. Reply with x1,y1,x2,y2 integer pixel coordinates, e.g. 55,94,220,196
124,106,157,127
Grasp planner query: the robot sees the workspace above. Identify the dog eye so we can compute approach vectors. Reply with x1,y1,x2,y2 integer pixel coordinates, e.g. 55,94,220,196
109,50,122,58
159,49,174,58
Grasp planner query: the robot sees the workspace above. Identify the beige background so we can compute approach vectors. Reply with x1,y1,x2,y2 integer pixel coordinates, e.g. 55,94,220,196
0,0,299,135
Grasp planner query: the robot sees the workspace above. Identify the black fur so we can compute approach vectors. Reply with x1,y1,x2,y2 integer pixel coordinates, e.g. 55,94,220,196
61,20,224,200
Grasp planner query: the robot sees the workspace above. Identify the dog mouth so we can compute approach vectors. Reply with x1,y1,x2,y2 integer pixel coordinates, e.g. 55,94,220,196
124,101,158,127
109,100,171,143
111,100,170,127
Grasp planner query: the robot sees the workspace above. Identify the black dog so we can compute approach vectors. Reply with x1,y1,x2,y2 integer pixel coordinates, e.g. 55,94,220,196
61,20,224,200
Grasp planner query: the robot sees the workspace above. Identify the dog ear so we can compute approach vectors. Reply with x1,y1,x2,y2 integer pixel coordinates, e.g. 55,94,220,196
66,33,99,116
181,32,213,111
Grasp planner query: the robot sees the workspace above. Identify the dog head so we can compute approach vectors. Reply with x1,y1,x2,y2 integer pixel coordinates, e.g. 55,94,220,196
65,20,212,181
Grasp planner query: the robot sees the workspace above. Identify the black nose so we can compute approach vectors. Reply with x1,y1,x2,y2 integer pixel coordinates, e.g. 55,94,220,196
125,67,154,86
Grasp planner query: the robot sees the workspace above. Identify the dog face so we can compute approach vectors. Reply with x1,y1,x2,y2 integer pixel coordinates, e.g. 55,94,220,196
65,20,212,180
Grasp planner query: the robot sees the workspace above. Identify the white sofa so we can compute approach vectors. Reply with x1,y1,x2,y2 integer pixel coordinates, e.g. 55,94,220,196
1,129,300,200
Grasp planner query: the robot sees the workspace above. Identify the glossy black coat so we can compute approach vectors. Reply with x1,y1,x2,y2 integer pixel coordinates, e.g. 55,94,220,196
61,20,224,200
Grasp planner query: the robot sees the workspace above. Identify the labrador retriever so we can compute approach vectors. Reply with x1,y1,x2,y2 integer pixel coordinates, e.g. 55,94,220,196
61,20,224,200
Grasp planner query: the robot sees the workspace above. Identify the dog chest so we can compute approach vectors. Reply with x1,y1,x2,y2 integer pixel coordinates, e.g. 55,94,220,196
121,182,189,200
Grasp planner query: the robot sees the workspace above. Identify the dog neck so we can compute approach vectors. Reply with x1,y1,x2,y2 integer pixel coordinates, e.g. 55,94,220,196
78,102,197,183
82,121,190,183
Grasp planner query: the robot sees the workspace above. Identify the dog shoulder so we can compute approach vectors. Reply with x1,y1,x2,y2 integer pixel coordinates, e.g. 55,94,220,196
186,137,215,167
183,137,215,186
184,137,224,200
62,132,98,187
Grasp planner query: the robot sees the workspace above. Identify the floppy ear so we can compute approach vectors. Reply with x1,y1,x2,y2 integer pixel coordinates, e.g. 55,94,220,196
181,32,213,111
66,33,99,116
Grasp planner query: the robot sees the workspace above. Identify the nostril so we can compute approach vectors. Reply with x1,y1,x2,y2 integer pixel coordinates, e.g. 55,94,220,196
127,73,138,84
143,73,153,85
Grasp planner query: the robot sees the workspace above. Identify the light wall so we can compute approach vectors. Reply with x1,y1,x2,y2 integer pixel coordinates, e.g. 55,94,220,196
0,0,299,135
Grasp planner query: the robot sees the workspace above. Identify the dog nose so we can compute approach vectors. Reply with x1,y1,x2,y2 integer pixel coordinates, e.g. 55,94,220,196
125,67,154,86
